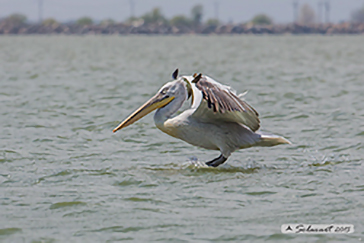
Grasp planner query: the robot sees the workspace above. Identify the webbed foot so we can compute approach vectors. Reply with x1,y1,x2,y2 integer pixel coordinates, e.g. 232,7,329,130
205,154,228,167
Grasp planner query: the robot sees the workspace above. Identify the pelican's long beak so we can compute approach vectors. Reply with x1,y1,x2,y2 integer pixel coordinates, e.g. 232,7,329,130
113,93,175,133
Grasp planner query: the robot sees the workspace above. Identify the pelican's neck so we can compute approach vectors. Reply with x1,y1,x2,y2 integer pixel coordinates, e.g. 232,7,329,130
154,95,186,129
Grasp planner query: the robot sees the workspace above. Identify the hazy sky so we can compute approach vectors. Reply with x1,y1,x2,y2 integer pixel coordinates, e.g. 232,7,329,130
1,0,363,23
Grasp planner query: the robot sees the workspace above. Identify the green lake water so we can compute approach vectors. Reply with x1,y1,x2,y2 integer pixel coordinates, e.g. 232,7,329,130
0,35,363,242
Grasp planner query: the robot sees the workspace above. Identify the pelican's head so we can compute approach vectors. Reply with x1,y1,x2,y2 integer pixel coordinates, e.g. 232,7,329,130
113,69,191,133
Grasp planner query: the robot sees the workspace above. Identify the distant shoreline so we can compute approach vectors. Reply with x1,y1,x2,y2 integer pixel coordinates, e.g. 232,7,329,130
1,22,364,35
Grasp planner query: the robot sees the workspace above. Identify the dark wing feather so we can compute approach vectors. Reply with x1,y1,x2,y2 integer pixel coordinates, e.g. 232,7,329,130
192,76,260,132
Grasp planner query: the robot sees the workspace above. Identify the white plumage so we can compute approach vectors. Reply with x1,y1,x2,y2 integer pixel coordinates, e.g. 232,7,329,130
113,69,290,167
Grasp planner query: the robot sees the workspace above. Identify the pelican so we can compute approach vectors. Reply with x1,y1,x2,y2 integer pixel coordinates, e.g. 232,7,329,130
113,69,290,167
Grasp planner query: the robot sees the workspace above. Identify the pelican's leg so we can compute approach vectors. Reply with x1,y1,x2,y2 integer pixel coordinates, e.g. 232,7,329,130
205,154,227,167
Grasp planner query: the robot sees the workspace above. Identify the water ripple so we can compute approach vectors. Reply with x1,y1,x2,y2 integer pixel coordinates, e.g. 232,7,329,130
1,35,363,242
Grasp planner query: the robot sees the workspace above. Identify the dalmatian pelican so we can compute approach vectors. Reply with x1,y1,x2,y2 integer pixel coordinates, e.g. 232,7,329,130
113,69,290,167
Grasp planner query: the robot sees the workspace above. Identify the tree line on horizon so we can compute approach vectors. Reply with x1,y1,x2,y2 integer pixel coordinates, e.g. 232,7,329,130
1,4,364,28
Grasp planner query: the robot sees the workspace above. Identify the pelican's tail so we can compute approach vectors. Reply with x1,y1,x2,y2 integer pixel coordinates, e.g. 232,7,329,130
256,131,291,147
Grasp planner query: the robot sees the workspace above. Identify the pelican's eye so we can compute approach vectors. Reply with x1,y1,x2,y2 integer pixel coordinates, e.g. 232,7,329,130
160,88,168,95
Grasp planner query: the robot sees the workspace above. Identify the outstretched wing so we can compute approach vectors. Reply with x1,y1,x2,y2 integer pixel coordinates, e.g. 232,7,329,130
189,75,260,132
